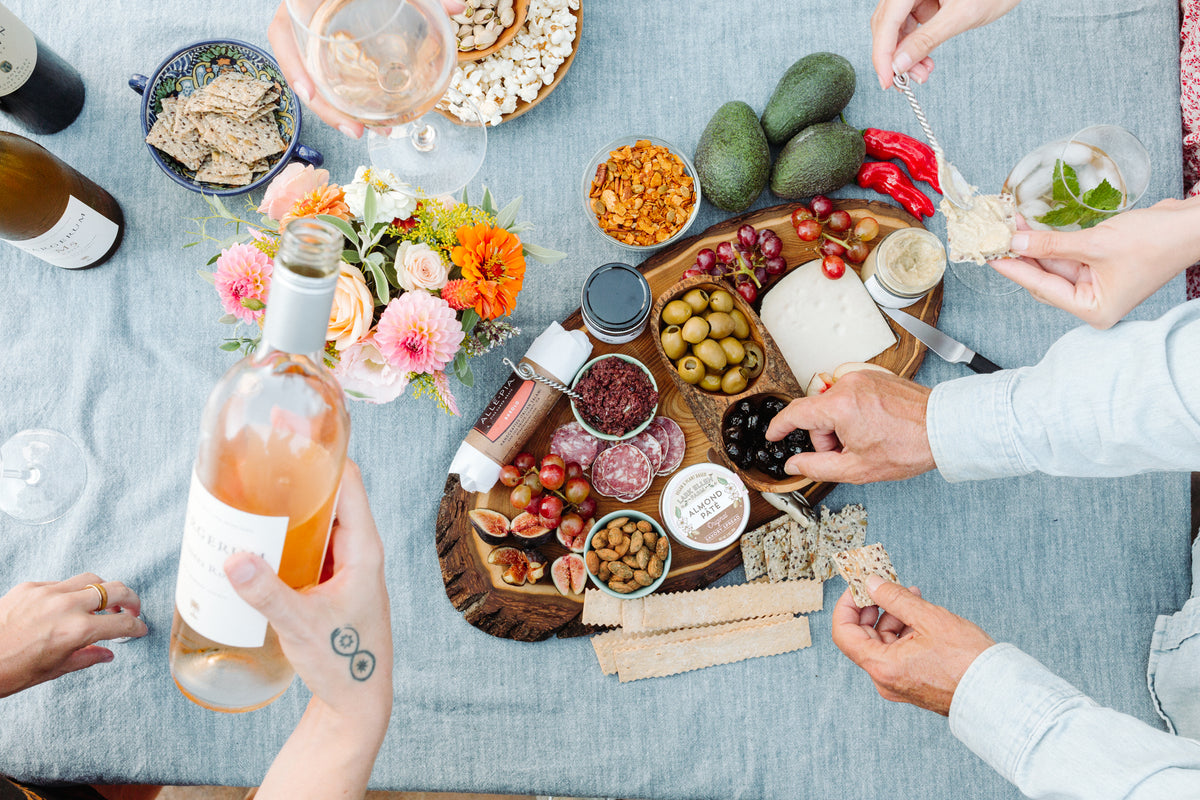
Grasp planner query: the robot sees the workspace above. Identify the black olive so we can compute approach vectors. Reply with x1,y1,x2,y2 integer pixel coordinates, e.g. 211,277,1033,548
768,441,788,462
726,412,746,430
762,397,786,417
785,428,814,454
766,461,789,479
754,448,774,472
735,399,753,416
744,412,761,434
725,440,743,461
723,424,743,444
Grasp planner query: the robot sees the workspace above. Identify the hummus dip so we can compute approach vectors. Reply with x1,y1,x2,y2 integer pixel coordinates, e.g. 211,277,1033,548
942,193,1018,265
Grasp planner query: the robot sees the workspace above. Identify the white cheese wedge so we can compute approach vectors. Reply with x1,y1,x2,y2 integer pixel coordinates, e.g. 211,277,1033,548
758,260,897,387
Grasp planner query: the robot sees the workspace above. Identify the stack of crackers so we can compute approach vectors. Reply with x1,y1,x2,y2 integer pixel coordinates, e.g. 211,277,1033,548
740,504,868,584
145,72,286,187
583,581,821,682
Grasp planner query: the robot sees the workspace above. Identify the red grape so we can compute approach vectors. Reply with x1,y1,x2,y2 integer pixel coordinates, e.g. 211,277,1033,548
790,207,815,227
539,495,564,524
715,241,735,263
845,241,870,264
764,255,787,275
827,210,852,232
854,216,880,242
558,513,584,540
510,484,532,509
822,254,846,279
819,238,846,258
539,463,565,491
565,461,583,480
794,219,822,241
753,266,767,284
499,464,522,487
576,496,598,520
563,476,590,504
524,493,543,516
513,452,535,472
683,267,703,279
522,471,542,493
760,232,783,258
696,248,716,271
540,453,565,470
736,281,758,304
737,224,757,249
810,195,833,219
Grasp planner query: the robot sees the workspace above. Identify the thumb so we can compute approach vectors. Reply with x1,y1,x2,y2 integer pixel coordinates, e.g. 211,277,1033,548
866,576,937,629
784,450,852,482
1009,229,1085,262
893,12,968,73
225,552,303,635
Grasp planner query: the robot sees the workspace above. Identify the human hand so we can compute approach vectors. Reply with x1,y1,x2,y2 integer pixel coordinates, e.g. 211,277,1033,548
225,461,393,731
990,197,1200,329
764,371,935,484
870,0,1022,90
269,0,466,139
831,577,994,715
0,574,148,698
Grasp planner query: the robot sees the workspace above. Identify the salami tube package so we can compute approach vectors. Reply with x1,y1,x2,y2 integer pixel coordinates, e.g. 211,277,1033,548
448,322,593,493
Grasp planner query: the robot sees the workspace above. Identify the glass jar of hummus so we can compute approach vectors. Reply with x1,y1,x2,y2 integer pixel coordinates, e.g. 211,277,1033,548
860,228,946,300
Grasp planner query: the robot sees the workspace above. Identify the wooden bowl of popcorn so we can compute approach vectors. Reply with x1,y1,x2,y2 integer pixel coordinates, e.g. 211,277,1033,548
454,0,529,62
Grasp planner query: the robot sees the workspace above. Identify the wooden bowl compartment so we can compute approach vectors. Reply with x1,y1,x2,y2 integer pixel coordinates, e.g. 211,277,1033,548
456,0,529,62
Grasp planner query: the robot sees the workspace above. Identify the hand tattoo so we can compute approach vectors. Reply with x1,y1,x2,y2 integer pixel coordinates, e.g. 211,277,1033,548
330,625,376,681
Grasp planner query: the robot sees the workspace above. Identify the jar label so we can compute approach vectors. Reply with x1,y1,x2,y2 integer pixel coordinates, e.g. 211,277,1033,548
667,470,748,546
4,195,119,269
175,471,288,648
0,7,36,96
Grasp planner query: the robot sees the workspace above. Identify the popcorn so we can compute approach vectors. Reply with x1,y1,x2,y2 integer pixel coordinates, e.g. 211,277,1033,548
441,0,580,126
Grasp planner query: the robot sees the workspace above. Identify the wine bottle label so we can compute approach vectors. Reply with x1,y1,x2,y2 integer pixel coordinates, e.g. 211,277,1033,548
0,6,36,96
4,195,119,269
175,470,288,648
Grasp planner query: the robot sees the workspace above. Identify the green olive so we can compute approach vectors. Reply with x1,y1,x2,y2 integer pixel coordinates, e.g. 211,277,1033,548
682,288,710,314
680,315,710,344
721,366,750,395
729,309,751,339
662,300,693,326
705,311,735,340
742,342,765,379
660,325,687,360
698,372,723,392
708,289,734,313
719,336,745,365
693,338,728,371
676,355,705,385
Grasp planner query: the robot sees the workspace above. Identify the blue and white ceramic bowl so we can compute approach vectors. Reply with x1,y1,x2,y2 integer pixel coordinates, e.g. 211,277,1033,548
130,39,322,196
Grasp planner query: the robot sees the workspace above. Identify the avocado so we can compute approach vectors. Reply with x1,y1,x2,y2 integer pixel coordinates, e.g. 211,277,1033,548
761,52,856,145
693,101,771,213
769,120,865,199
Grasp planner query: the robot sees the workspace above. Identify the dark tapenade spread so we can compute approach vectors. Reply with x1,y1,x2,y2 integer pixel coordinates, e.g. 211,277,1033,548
573,357,656,436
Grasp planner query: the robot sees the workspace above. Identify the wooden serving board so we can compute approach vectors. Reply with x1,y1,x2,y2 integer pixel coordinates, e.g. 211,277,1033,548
436,199,941,641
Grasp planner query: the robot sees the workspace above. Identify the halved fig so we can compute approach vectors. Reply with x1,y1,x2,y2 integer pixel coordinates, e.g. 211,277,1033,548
525,549,548,584
469,508,511,545
510,511,554,547
487,546,529,586
555,520,589,553
551,553,587,596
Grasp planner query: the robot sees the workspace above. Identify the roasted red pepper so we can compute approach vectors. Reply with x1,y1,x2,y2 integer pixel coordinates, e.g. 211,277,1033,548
856,161,936,219
862,128,941,193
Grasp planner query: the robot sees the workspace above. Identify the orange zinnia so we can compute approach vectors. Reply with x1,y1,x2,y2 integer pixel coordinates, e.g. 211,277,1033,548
279,184,352,230
450,224,525,320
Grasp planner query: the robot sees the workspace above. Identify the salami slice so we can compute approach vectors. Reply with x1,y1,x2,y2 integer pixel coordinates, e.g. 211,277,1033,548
593,443,652,499
627,430,664,474
549,422,603,471
654,416,687,476
646,419,672,464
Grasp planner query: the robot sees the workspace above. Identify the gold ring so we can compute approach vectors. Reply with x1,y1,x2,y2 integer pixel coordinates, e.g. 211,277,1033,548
86,583,108,613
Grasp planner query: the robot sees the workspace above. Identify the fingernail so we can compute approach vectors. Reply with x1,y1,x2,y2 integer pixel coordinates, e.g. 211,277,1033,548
99,651,114,663
866,575,886,593
339,123,363,140
295,81,313,105
892,52,913,75
1011,233,1030,252
225,557,257,585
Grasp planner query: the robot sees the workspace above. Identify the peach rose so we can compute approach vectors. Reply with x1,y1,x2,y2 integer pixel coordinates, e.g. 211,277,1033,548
258,163,331,222
327,263,375,351
397,241,449,292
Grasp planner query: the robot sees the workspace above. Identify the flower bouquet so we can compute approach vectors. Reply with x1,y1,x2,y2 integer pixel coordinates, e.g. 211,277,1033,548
190,164,564,413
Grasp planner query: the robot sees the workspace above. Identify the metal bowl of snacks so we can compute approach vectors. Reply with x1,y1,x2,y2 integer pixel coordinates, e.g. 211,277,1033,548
569,354,658,442
581,135,701,252
583,510,671,599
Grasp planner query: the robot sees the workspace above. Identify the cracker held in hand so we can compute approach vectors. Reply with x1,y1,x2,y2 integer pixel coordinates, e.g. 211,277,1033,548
833,542,899,608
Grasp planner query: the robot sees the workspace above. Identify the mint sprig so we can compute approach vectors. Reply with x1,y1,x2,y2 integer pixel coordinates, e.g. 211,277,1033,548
1034,160,1123,229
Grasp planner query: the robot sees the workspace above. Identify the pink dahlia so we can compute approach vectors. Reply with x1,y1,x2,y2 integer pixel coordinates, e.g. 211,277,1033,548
214,243,273,324
374,291,465,375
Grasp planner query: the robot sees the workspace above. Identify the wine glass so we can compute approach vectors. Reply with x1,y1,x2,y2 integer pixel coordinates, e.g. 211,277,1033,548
0,429,87,525
287,0,487,196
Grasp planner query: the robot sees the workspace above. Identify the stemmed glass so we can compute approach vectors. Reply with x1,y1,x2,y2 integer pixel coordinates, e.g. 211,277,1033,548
0,429,87,525
287,0,487,196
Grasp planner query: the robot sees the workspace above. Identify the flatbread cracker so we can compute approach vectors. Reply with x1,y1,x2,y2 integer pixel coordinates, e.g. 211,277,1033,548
833,542,899,608
581,588,621,628
787,518,817,581
614,615,811,682
740,528,768,582
762,525,791,583
592,615,793,676
197,112,285,164
620,596,647,633
637,580,821,633
194,154,253,186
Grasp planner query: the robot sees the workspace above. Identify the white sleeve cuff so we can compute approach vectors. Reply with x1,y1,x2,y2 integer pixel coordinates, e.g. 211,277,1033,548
927,370,1031,483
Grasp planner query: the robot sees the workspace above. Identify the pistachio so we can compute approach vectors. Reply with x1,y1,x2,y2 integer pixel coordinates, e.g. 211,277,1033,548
474,28,498,47
457,35,475,50
499,8,515,26
474,8,494,23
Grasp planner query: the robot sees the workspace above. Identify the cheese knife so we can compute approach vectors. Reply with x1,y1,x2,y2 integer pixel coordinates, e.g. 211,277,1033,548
880,306,1002,374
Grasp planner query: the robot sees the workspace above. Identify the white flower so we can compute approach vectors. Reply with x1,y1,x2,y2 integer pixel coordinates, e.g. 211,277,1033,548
333,336,410,404
396,241,449,292
343,166,418,222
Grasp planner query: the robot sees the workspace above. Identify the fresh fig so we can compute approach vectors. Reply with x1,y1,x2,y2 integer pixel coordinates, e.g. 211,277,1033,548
469,508,511,545
525,549,548,583
488,546,530,585
551,553,587,596
510,511,554,547
555,519,590,553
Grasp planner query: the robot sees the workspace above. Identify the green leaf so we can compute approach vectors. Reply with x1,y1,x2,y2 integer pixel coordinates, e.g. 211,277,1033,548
218,314,238,324
219,341,242,352
460,187,470,205
459,308,480,335
344,389,370,399
342,249,361,264
206,253,220,266
241,297,265,311
453,352,474,387
1077,209,1117,230
481,187,495,216
364,257,389,304
210,194,233,219
1081,179,1123,212
384,262,402,289
364,183,378,232
1035,204,1085,227
493,196,522,231
317,214,359,246
197,269,215,285
522,242,568,264
1051,160,1080,206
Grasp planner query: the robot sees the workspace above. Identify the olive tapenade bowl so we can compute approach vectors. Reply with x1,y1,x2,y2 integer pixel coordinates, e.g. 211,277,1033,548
651,274,809,493
569,354,659,442
716,392,813,493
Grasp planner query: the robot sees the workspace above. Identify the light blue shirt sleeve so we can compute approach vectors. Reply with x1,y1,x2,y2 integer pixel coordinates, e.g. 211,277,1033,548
927,300,1200,482
950,644,1200,799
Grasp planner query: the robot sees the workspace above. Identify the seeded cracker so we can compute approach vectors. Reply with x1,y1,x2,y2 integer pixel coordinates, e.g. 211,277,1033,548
787,516,818,581
833,542,899,608
740,527,768,582
811,504,867,581
762,524,791,583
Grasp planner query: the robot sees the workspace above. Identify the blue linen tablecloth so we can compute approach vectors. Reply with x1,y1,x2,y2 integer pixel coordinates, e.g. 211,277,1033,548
0,1,1190,797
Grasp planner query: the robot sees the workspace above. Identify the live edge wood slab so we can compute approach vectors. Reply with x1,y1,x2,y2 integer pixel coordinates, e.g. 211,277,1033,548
436,199,941,641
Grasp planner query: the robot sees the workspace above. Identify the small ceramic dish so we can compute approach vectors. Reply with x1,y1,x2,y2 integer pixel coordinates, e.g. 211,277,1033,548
455,0,529,62
570,354,659,442
129,38,322,196
581,134,701,253
583,510,671,599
